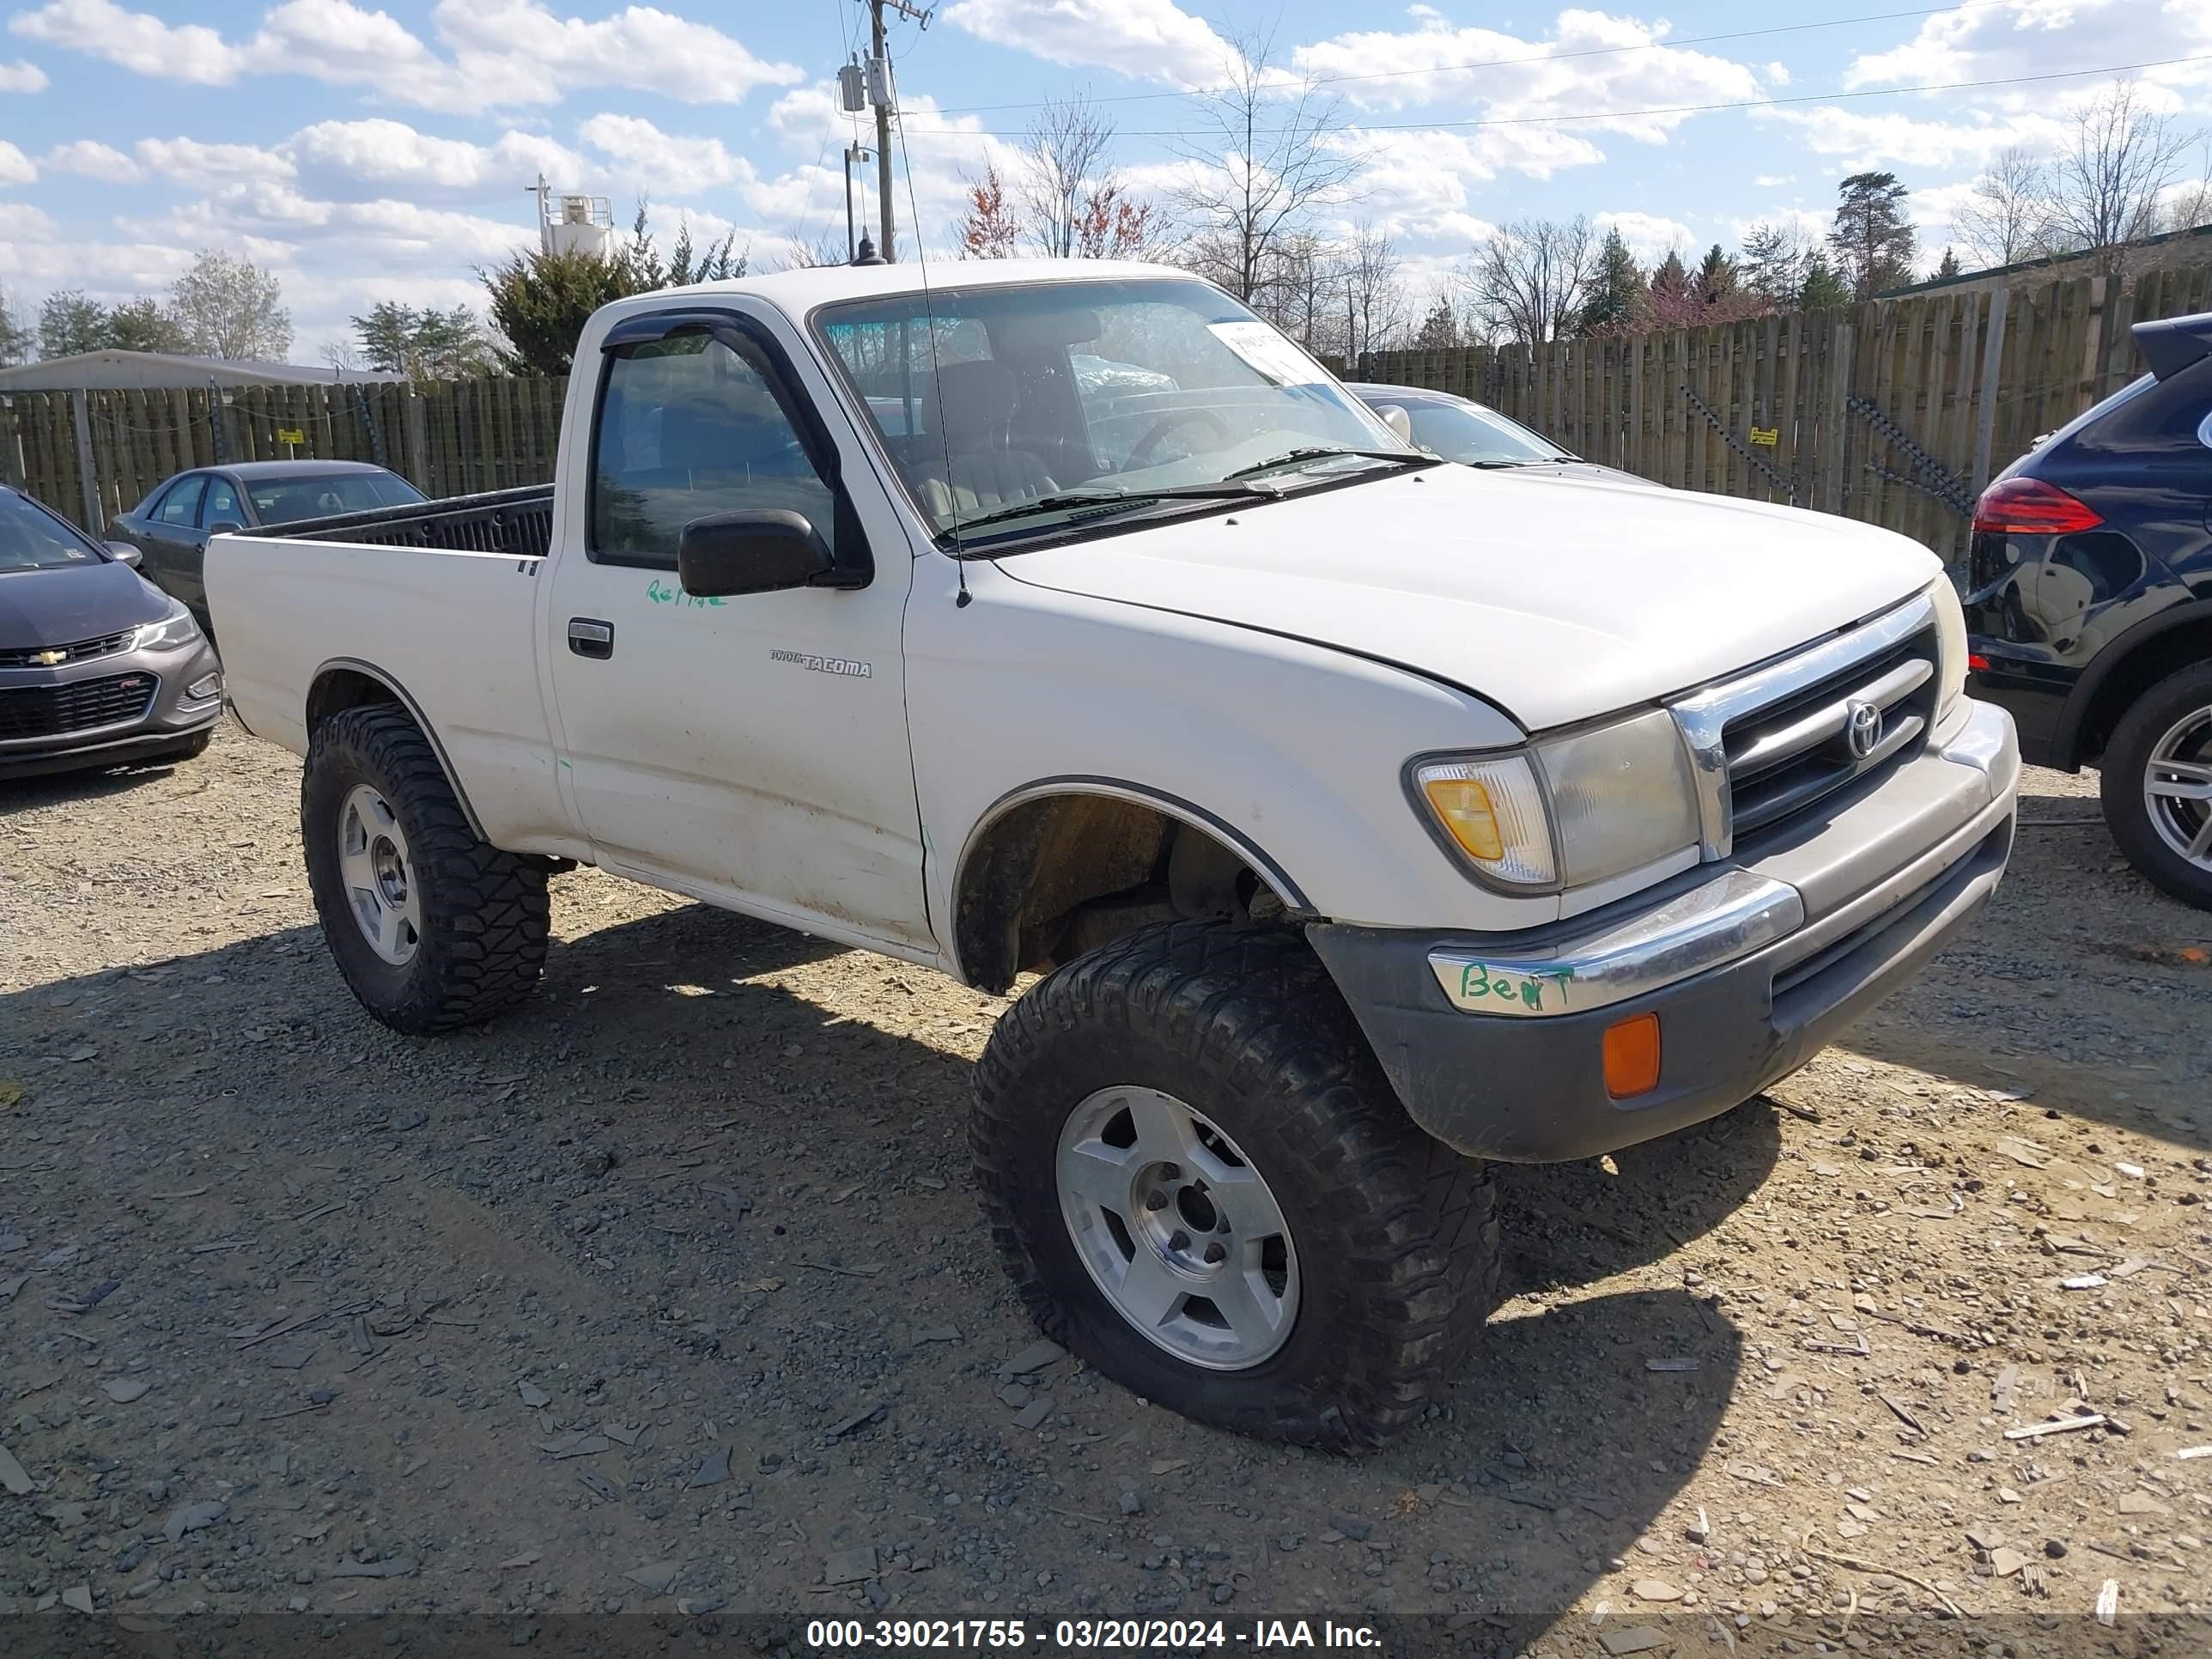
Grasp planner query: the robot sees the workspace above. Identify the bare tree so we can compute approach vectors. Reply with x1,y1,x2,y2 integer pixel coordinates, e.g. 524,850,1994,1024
2045,79,2197,274
1340,220,1405,364
1950,146,2057,270
2160,134,2212,234
1467,216,1600,344
1016,95,1115,259
1172,27,1364,308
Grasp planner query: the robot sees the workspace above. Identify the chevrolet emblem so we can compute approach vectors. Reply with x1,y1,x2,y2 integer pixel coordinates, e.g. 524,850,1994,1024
29,648,66,666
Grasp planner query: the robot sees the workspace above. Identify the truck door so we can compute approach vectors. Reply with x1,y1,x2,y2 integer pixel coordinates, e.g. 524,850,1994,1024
544,302,931,951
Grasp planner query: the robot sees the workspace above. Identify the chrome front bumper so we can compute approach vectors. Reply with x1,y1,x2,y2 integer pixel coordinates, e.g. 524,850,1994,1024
1425,697,2020,1018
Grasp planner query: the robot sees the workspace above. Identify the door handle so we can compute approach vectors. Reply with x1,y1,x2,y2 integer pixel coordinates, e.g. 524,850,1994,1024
568,618,614,659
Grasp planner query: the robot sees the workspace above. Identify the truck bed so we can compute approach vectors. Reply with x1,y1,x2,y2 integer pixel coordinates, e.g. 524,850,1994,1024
264,484,555,557
206,501,577,859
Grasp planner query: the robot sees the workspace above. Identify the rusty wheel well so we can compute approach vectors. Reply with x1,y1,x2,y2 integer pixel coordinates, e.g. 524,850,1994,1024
953,794,1294,994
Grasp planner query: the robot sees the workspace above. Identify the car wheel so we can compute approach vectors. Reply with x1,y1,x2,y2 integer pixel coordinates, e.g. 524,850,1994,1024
972,920,1498,1447
301,704,550,1032
2100,660,2212,910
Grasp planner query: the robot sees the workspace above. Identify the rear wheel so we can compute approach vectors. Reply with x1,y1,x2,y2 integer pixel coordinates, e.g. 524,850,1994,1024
2101,662,2212,910
301,705,550,1032
973,920,1499,1447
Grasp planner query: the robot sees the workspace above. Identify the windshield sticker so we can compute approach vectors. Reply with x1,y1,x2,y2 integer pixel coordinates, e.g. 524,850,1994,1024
1206,320,1328,387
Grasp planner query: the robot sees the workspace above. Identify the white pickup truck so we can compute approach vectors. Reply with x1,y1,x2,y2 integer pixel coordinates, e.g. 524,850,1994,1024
210,259,2020,1445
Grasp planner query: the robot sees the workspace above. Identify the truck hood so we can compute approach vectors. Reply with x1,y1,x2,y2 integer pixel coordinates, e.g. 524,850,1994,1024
994,464,1941,731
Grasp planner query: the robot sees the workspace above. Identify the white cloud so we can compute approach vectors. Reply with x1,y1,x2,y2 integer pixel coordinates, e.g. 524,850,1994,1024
8,0,801,109
578,112,755,195
10,0,246,83
45,138,138,181
942,0,1235,88
430,0,802,106
0,55,46,88
0,138,34,184
288,119,586,200
1597,210,1696,260
1845,0,2212,96
1293,9,1760,144
1754,105,2063,171
137,137,295,185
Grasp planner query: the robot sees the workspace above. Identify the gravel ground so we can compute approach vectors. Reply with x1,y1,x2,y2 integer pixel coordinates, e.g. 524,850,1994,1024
2,725,2208,1656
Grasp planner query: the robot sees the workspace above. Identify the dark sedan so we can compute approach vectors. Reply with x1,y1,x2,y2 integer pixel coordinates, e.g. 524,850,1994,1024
1347,383,1650,485
1,485,223,780
1965,311,2212,908
109,461,425,635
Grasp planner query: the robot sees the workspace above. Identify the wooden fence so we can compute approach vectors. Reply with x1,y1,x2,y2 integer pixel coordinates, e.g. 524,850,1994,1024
5,264,2209,554
0,375,568,533
1331,264,2212,563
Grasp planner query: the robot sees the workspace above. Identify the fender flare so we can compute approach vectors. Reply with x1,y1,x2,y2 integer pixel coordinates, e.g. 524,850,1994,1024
2052,595,2212,767
306,657,489,842
948,775,1315,983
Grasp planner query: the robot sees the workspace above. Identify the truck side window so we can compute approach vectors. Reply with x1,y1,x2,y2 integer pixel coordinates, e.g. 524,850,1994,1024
590,333,835,568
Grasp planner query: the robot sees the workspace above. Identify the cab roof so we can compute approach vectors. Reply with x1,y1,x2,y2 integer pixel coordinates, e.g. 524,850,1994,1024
606,259,1213,320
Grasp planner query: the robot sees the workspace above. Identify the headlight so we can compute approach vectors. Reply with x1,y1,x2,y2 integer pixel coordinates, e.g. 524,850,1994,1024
133,601,202,653
1414,709,1703,891
1929,575,1968,718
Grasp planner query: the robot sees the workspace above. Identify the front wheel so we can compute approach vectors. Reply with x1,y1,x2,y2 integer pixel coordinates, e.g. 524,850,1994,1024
2100,661,2212,910
301,705,550,1032
972,921,1498,1446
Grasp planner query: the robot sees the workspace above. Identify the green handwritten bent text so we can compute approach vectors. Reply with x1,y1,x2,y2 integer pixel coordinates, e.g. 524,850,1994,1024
1458,963,1575,1011
646,578,726,609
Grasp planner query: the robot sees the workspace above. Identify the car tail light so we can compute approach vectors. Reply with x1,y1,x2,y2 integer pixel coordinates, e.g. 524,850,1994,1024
1971,477,2103,536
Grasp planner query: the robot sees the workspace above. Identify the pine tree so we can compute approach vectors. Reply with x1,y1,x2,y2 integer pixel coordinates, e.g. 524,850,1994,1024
1829,171,1917,300
1575,228,1646,334
1738,222,1806,307
1694,243,1738,306
1798,252,1851,309
1934,247,1963,281
1411,298,1461,349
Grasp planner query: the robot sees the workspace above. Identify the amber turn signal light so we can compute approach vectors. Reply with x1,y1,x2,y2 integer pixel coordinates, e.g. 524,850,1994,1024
1603,1012,1662,1099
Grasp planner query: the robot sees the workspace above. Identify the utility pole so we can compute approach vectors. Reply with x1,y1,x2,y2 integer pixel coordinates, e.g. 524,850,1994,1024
860,0,931,263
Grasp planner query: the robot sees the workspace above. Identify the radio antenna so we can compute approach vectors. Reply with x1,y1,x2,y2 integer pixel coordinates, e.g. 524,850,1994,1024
891,83,969,606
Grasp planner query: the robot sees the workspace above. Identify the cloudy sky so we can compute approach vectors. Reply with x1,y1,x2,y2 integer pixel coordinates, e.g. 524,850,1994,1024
3,0,2209,359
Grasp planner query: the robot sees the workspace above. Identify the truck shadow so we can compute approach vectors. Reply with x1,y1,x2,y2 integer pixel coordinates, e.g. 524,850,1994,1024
0,896,1753,1624
1491,1104,1780,1296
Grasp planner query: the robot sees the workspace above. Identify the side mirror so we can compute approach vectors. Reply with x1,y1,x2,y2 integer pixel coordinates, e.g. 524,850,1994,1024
104,541,143,567
207,520,244,537
678,510,835,598
1374,404,1414,443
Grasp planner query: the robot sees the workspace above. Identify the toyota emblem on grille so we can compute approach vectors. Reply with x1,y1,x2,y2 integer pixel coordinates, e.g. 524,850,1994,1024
1844,698,1882,761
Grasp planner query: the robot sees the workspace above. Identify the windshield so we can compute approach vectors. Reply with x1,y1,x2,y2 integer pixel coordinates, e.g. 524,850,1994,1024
0,491,104,573
1391,395,1573,465
249,471,426,526
814,276,1419,540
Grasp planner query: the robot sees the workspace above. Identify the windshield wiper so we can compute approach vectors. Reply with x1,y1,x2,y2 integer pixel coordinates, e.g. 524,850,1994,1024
945,483,1273,538
1463,455,1577,469
1227,447,1430,480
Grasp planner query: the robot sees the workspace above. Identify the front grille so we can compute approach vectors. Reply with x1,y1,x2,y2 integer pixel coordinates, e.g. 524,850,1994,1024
0,672,158,740
0,629,134,668
1723,625,1942,843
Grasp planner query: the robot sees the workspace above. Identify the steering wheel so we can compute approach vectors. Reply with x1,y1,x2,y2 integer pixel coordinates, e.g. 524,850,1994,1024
1125,409,1231,468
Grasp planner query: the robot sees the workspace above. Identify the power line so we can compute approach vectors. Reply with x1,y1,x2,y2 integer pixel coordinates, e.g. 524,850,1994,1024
929,0,2015,116
902,52,2212,140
